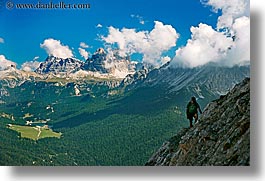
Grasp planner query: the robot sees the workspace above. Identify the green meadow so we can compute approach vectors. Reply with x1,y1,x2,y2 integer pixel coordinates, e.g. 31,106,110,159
9,125,61,140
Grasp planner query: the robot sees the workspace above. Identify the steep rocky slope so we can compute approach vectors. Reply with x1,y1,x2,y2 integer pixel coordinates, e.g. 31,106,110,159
146,78,250,166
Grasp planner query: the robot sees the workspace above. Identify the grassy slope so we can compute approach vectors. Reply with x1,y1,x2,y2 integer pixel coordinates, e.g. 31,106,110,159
9,125,39,140
39,129,61,139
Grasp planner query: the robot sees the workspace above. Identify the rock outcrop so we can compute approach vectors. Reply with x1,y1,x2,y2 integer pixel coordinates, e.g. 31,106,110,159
146,78,250,166
83,48,108,73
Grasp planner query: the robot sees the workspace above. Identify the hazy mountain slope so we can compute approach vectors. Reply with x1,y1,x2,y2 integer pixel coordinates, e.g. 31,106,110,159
123,64,250,96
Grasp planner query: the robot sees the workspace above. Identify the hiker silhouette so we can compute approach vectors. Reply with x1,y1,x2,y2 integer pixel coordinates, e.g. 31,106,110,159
186,97,202,128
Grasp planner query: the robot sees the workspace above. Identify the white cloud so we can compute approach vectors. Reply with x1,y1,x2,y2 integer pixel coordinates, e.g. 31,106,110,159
0,38,4,43
102,21,179,66
171,0,250,68
40,38,73,59
172,23,234,67
21,61,41,72
202,0,249,30
79,48,89,60
225,16,250,66
80,42,89,48
96,24,103,28
0,55,16,70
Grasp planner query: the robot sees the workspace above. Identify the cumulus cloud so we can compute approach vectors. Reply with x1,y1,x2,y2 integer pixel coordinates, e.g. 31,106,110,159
0,55,16,70
0,38,4,43
78,48,89,60
21,61,41,72
80,42,89,48
171,0,250,68
102,21,179,66
225,16,250,66
40,38,73,59
202,0,249,30
173,23,234,67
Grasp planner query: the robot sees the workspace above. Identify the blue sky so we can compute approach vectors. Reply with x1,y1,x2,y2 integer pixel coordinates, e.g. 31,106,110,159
1,0,221,66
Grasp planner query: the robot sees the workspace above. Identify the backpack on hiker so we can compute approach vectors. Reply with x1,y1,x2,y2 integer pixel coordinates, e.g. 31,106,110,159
188,103,197,115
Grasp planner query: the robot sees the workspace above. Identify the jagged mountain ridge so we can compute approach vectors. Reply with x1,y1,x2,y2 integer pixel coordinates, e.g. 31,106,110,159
35,56,85,75
35,48,138,79
122,64,250,97
145,78,250,166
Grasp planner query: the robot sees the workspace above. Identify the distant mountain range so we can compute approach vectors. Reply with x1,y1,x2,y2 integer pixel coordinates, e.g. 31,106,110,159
35,48,141,79
1,50,250,103
1,46,249,95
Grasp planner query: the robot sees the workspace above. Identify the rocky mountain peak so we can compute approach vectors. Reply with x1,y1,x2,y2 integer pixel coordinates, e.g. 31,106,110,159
83,48,137,78
146,78,250,166
35,56,84,75
32,48,150,79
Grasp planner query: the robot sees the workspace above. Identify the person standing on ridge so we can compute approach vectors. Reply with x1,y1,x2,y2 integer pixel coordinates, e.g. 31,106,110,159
186,97,202,128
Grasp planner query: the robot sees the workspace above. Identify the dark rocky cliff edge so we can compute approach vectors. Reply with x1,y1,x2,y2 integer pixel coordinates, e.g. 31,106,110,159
146,78,250,166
